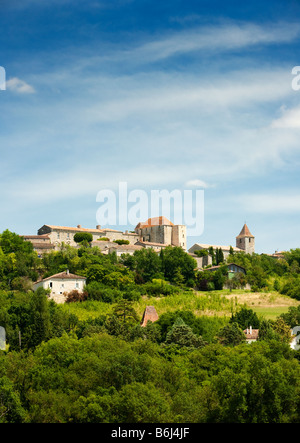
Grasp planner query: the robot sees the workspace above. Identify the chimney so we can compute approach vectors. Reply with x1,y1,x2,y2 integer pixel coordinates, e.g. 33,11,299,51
77,225,81,229
66,269,69,275
250,325,252,334
96,225,101,230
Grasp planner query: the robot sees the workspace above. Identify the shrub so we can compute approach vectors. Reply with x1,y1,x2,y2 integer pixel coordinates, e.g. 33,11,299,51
74,233,93,243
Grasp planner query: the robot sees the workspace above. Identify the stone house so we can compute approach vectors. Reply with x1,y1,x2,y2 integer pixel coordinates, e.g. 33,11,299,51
33,270,86,304
22,234,55,257
243,326,259,343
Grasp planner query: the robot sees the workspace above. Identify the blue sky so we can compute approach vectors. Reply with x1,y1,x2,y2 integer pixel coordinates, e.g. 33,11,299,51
1,0,300,253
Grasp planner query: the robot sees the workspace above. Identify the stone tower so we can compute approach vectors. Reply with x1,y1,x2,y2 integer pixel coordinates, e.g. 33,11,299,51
236,223,255,254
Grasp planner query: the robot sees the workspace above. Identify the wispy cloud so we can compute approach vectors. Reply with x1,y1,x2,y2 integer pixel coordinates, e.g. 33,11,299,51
6,77,35,94
104,21,300,65
185,179,214,189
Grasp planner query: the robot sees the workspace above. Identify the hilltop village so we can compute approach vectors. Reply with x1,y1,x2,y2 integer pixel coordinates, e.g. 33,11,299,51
22,217,258,304
23,217,255,260
2,217,300,425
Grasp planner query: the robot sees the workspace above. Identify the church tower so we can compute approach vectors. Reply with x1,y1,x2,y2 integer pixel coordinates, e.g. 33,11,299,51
236,223,255,254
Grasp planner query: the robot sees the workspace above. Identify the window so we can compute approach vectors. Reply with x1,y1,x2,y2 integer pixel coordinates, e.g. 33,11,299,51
49,282,53,288
57,233,60,239
76,282,79,289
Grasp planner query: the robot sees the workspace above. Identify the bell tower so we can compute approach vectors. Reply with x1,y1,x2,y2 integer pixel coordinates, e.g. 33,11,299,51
236,223,255,254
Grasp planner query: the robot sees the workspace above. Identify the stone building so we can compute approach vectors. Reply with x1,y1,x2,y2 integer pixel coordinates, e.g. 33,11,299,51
33,270,86,304
25,216,187,255
236,224,255,254
22,234,55,256
189,223,255,261
37,224,140,249
135,216,186,250
243,326,259,343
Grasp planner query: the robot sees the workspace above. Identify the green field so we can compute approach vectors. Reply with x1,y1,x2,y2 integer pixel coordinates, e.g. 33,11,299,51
61,288,300,323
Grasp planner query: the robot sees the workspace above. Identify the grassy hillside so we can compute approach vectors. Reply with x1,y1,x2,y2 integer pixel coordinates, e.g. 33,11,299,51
61,288,300,323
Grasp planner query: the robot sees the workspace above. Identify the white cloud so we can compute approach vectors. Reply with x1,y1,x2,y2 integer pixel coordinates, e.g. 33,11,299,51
6,77,35,94
185,179,214,188
271,106,300,128
104,21,300,65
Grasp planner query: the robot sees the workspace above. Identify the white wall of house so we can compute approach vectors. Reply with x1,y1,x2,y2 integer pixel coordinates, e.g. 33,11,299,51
33,277,86,304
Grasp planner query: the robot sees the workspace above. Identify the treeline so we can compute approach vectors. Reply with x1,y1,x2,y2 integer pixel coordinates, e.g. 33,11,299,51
2,229,300,422
2,229,300,298
226,249,300,297
0,229,196,298
1,287,300,423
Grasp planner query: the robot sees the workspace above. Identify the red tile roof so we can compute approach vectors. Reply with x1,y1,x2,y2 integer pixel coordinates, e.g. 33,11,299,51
135,216,174,230
236,224,254,238
35,271,86,283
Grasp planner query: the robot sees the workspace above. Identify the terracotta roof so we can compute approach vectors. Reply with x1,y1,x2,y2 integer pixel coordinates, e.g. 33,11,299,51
35,271,86,283
43,225,122,233
135,216,174,230
141,306,159,327
243,328,259,340
236,224,254,238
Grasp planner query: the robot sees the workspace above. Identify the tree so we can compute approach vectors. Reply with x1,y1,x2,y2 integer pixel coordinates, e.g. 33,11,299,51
0,376,28,423
272,318,291,343
217,322,246,346
133,248,162,283
73,232,93,244
113,239,130,245
230,308,260,329
162,246,196,285
111,300,139,325
165,317,205,348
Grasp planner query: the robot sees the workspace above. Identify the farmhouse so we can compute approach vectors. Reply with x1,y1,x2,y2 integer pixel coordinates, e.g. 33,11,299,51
243,326,259,343
33,270,86,304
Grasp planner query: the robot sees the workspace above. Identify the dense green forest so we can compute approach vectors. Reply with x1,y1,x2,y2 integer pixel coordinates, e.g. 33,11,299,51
1,229,300,423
